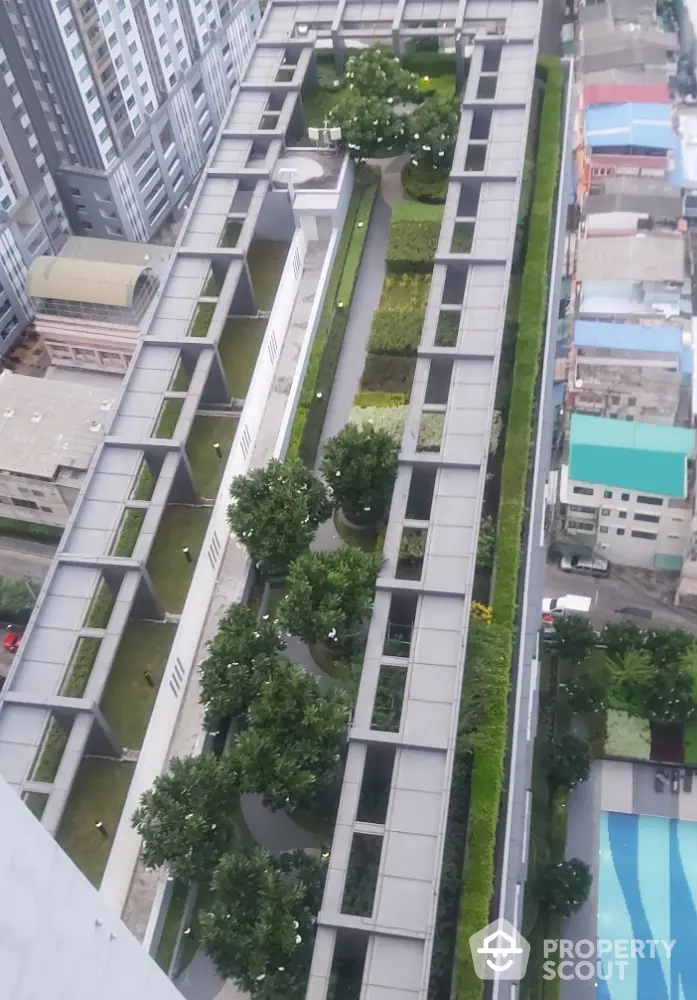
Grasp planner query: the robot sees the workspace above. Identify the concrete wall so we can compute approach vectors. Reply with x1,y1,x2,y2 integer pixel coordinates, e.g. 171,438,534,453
0,471,73,528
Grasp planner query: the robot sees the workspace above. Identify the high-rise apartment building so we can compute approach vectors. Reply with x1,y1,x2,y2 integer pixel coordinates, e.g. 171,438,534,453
0,0,259,353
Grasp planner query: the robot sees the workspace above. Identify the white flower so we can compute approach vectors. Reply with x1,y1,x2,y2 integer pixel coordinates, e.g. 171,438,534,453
316,391,323,399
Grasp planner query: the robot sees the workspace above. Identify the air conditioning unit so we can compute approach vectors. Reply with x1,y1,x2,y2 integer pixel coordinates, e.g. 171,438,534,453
308,126,320,141
329,126,342,141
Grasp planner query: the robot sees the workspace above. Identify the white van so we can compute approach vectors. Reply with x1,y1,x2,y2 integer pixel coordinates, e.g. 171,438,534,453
541,594,592,619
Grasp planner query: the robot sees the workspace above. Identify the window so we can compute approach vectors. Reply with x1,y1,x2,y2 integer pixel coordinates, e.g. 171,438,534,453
631,530,657,540
71,42,83,60
617,528,625,536
634,512,660,524
93,107,103,122
124,19,132,33
129,41,138,54
637,495,663,506
599,526,609,534
619,511,627,519
573,486,594,496
12,498,38,510
135,62,143,75
603,490,613,499
621,493,630,501
601,508,610,516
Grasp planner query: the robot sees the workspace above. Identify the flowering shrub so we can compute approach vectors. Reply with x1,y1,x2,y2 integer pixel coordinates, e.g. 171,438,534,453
407,95,459,171
344,45,419,101
349,404,408,442
329,94,407,161
471,602,493,625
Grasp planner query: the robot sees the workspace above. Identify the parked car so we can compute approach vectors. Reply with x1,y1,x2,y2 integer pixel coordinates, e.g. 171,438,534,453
541,594,592,626
3,632,21,653
560,554,610,577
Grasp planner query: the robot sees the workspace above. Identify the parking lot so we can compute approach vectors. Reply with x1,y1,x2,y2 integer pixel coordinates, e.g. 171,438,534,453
544,559,697,634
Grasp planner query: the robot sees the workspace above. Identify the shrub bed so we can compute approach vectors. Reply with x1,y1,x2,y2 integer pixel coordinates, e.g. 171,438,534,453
368,308,424,355
452,57,563,1000
360,354,417,396
402,162,449,204
386,220,441,273
605,710,650,759
288,172,378,465
353,391,407,408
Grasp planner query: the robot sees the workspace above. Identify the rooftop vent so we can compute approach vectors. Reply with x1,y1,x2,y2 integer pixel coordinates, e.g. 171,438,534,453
89,421,102,433
31,412,43,423
2,408,13,418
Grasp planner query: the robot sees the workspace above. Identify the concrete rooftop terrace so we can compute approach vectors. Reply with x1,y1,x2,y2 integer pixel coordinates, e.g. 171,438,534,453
0,3,544,1000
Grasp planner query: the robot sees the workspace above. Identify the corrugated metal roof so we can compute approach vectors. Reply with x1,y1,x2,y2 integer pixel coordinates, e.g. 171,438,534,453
573,319,683,353
576,233,686,283
569,412,694,496
583,83,670,106
584,187,681,218
27,257,150,307
585,102,673,151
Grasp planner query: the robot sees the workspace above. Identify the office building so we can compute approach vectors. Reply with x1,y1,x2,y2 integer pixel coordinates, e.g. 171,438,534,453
0,0,259,354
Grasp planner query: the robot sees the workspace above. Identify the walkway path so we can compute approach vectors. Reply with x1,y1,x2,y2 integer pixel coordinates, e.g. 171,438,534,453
178,160,402,999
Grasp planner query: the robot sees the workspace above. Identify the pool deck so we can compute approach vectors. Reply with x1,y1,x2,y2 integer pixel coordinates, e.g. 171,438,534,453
561,758,697,1000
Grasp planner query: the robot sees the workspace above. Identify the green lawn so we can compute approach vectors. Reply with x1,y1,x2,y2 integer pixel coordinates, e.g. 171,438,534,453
172,361,191,392
220,220,242,248
147,505,211,613
247,241,289,311
156,399,183,438
57,758,135,887
187,415,239,498
190,302,216,337
100,621,176,749
156,880,190,973
218,317,265,398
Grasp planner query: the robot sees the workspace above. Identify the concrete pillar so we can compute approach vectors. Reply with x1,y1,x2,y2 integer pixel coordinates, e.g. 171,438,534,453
231,262,256,316
170,449,200,505
134,566,166,621
86,705,123,758
202,350,230,405
455,43,467,93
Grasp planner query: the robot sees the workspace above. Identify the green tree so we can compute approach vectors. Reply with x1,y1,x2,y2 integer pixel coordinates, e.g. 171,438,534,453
343,45,419,101
228,459,331,578
277,547,381,649
550,614,596,664
407,95,459,171
563,653,609,714
0,578,34,615
199,604,285,729
607,649,654,716
538,858,592,917
321,423,398,525
548,733,591,790
609,646,697,725
132,755,240,881
644,627,697,669
600,620,644,660
232,666,350,812
200,849,326,1000
330,94,407,161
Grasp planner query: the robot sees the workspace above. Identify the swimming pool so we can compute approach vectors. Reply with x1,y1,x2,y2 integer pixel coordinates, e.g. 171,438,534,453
596,811,697,1000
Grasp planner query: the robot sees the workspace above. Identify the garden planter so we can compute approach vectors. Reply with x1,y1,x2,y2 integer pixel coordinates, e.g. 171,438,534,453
336,507,382,534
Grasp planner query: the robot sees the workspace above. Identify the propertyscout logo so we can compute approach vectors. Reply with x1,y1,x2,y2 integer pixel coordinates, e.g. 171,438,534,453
468,921,674,983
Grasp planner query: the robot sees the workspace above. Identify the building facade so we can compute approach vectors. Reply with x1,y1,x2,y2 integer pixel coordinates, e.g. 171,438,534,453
0,371,115,527
560,413,695,569
0,0,259,353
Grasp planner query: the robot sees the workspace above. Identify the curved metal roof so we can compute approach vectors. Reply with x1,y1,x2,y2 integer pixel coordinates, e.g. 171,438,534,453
27,256,150,308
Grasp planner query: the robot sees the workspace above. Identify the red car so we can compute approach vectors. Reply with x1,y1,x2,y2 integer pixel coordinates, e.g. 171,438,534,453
3,632,22,653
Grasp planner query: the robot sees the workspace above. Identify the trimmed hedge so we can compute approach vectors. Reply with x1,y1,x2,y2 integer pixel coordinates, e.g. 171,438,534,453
368,307,424,356
360,353,417,396
391,200,444,223
0,517,62,544
353,390,407,408
453,57,563,1000
287,173,378,464
386,220,441,273
402,51,457,78
401,162,449,204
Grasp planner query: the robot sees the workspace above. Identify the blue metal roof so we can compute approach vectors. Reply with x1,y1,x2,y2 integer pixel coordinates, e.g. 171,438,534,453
585,103,673,151
574,320,682,354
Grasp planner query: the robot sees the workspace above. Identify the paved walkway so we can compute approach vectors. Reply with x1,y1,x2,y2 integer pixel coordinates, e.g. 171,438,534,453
173,161,402,999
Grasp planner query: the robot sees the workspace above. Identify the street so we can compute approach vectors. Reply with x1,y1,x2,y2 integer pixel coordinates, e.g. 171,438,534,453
544,560,697,633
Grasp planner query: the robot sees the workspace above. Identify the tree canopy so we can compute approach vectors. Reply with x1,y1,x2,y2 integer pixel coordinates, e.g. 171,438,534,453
538,858,592,918
132,755,241,881
547,733,591,791
551,614,596,664
321,422,398,524
407,94,459,172
200,849,326,1000
228,459,331,577
343,46,419,101
329,94,407,161
199,603,285,728
232,665,350,812
277,546,381,649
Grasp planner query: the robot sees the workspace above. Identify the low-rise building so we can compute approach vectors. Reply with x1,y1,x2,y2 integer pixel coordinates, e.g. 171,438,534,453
567,319,690,424
0,371,115,527
27,237,170,375
582,103,676,185
576,232,686,284
583,176,683,231
560,413,695,570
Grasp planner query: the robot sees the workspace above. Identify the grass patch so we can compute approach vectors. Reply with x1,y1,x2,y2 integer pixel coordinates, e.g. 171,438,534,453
155,398,183,438
453,58,563,1000
219,220,242,248
147,505,211,613
218,317,266,398
32,718,69,782
86,581,115,629
391,200,445,222
386,219,441,274
57,758,135,887
353,390,408,408
288,171,378,465
247,240,289,311
189,302,216,337
101,621,176,749
360,354,416,396
111,509,145,557
187,415,239,498
0,517,62,543
132,462,156,501
172,362,190,392
61,638,102,697
156,880,190,973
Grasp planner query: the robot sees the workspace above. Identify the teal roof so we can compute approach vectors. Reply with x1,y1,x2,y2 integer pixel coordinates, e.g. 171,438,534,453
569,414,695,498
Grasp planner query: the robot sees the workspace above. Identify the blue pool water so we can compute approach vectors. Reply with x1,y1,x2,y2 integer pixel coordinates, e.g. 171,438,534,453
596,811,697,1000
